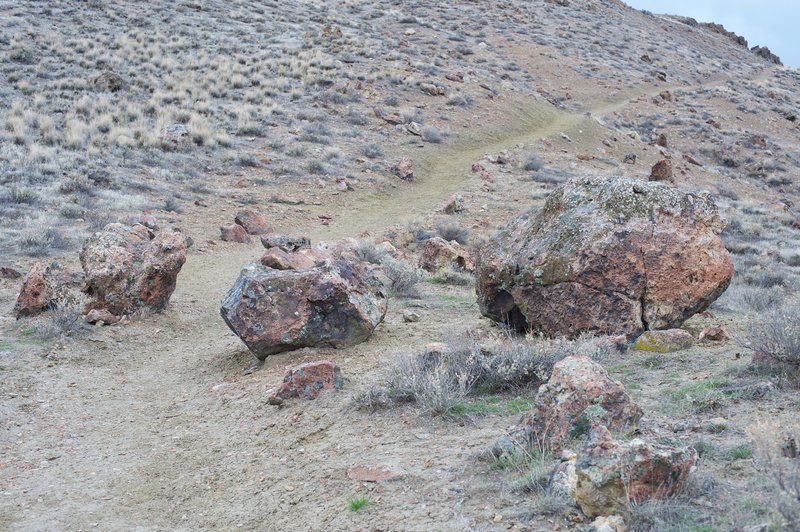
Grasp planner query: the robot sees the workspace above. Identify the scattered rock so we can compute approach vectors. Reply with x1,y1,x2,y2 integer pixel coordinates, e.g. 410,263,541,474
84,308,120,325
81,223,188,315
391,158,414,181
445,72,464,83
14,262,54,318
268,360,343,401
347,465,405,482
234,209,270,235
260,233,311,253
476,176,733,338
549,452,578,497
659,90,673,102
405,121,421,136
683,154,703,166
402,309,420,323
1,266,22,279
520,356,643,453
443,194,465,214
721,380,776,399
220,247,387,359
270,194,304,205
634,329,694,353
699,326,729,342
374,108,404,125
419,237,475,273
640,54,652,63
623,153,637,164
656,133,668,148
220,224,251,243
655,70,667,82
573,425,697,517
649,158,674,183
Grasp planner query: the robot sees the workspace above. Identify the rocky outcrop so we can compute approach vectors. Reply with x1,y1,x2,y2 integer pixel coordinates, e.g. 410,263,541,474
476,176,733,338
419,237,475,273
220,243,387,360
573,425,697,517
268,360,343,402
520,356,642,453
81,223,188,315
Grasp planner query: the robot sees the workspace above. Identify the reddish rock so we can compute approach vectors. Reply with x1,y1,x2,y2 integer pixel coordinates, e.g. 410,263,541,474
520,356,642,453
420,82,445,96
391,158,414,181
419,237,475,273
573,425,697,517
268,360,343,401
699,326,730,342
1,266,22,279
14,263,53,318
260,233,310,253
220,224,251,243
683,154,702,166
220,246,387,360
81,223,188,315
259,248,321,271
347,465,406,482
476,176,733,338
84,308,120,325
234,209,269,235
649,159,674,183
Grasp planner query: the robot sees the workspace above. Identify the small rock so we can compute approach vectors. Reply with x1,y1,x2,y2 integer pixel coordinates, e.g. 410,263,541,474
683,154,702,166
698,326,729,342
159,124,190,149
419,237,474,273
623,153,637,164
392,158,414,181
634,329,694,353
593,515,626,532
84,309,120,325
405,122,421,136
268,361,343,402
260,233,311,253
656,133,668,148
234,209,270,235
443,194,465,214
649,159,674,183
0,266,22,279
220,224,252,243
402,309,420,323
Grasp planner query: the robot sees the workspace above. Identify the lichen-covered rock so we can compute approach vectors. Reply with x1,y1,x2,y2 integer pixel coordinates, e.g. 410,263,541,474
520,356,642,453
573,425,697,517
419,237,475,273
81,223,188,315
634,329,694,352
268,360,343,401
220,248,387,360
476,176,733,338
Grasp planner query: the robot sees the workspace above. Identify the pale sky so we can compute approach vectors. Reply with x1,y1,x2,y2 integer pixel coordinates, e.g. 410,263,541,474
625,0,799,68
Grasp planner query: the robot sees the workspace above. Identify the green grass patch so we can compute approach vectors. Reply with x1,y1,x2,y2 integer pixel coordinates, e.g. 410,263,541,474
727,443,753,460
640,354,666,370
669,377,730,413
0,340,13,352
348,495,369,512
20,327,37,337
506,397,536,413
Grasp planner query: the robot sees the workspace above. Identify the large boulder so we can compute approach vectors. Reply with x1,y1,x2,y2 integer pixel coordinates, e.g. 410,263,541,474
14,262,83,319
520,356,642,453
220,244,387,360
573,425,697,517
476,176,733,338
80,223,188,315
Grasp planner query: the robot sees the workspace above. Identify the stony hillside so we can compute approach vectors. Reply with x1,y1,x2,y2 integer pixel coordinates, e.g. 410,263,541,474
1,1,799,530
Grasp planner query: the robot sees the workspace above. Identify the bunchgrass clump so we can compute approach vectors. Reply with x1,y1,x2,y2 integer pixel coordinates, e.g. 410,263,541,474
348,495,369,512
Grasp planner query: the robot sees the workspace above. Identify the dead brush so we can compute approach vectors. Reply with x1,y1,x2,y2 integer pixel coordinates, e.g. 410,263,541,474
751,421,800,529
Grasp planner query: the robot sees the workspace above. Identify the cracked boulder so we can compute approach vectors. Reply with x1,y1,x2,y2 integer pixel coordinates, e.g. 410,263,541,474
220,243,387,360
476,176,733,338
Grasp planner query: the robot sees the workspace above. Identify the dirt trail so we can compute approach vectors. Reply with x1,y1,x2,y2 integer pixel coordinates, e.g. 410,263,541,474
1,72,764,530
